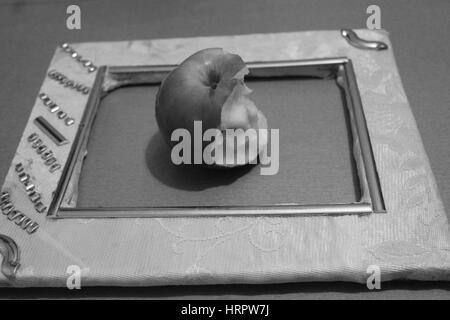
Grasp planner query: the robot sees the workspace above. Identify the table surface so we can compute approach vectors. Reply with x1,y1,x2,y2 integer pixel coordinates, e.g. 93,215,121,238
0,0,449,299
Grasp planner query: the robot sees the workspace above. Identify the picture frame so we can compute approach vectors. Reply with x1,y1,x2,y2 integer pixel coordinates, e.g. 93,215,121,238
49,56,386,218
2,29,449,286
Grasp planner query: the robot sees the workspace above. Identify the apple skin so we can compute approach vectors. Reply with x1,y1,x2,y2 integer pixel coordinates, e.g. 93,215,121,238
155,48,247,143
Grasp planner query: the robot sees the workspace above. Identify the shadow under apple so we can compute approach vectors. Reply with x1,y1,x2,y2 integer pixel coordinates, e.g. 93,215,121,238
145,132,255,191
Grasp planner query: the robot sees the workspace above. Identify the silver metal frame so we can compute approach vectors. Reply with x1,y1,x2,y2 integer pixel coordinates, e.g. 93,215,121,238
48,57,385,218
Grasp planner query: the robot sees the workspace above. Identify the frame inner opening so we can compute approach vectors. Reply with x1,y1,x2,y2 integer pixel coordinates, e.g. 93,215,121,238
74,77,360,208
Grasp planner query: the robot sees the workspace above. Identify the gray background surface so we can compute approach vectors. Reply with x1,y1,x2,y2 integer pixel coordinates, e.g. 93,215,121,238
0,0,449,299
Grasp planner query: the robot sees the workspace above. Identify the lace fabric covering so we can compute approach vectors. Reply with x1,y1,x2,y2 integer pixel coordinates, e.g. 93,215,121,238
1,29,449,286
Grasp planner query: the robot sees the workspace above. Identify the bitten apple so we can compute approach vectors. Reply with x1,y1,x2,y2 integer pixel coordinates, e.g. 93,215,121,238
155,48,268,167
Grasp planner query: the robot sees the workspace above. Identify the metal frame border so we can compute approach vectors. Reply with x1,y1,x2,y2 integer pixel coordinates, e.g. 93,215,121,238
48,57,385,218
